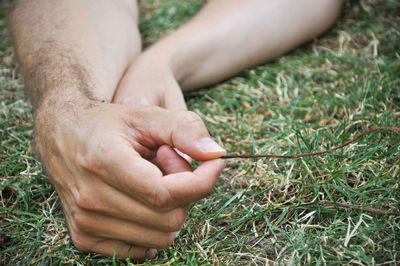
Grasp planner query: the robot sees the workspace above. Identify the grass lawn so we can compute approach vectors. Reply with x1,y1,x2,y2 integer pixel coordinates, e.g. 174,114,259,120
1,0,399,264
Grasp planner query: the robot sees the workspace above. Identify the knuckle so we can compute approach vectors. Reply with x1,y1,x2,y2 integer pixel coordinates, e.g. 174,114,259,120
96,133,118,154
150,186,172,210
70,231,92,252
77,151,103,174
177,111,203,126
73,212,95,234
75,191,97,211
77,132,120,175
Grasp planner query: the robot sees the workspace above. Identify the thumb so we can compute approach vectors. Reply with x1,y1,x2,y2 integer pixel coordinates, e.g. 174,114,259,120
129,106,226,161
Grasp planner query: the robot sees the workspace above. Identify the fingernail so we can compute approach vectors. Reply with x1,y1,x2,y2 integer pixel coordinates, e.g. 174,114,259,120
147,248,158,259
174,148,193,164
198,138,226,153
218,158,227,167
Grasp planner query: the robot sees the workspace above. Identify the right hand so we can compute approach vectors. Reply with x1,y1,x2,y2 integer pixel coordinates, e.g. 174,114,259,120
34,95,226,260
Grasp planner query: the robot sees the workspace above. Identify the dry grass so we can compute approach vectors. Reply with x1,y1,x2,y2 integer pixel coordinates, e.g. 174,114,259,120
1,0,399,264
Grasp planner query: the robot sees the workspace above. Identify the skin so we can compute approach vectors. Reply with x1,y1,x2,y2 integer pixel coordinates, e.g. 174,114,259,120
9,0,344,260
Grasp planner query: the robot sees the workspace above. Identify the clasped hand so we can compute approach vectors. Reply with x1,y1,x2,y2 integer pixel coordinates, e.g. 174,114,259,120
35,55,226,260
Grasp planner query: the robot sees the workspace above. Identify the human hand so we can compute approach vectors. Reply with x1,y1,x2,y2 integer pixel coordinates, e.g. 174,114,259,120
113,52,186,110
34,95,226,260
113,51,194,162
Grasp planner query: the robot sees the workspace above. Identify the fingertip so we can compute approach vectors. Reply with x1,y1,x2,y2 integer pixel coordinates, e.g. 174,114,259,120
185,138,226,161
161,158,226,206
195,158,226,178
219,158,227,169
211,158,227,172
146,248,158,259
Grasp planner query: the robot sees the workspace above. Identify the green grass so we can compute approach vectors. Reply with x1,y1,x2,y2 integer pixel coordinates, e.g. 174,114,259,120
1,0,400,264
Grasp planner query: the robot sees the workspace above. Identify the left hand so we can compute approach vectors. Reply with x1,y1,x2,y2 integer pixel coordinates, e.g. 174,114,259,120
112,52,187,111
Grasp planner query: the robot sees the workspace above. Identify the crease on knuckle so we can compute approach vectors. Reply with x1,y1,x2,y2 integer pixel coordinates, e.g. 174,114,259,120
77,136,115,175
75,190,98,211
152,189,171,210
178,111,203,127
77,151,103,175
73,211,96,234
150,185,173,210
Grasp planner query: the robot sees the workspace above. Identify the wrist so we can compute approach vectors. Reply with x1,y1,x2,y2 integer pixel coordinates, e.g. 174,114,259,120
34,89,97,159
35,88,90,115
113,50,187,110
143,40,193,89
34,89,94,139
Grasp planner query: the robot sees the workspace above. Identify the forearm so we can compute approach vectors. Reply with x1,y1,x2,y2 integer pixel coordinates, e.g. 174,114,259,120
144,0,344,90
10,0,140,109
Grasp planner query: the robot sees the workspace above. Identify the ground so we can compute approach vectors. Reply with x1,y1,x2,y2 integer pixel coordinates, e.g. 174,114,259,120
1,0,399,264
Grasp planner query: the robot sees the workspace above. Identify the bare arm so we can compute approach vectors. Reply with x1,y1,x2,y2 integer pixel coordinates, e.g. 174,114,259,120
10,0,225,260
160,0,344,89
114,0,344,105
10,0,140,106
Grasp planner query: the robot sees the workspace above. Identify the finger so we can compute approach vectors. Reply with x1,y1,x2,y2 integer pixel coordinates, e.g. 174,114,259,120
100,143,163,202
101,144,195,211
68,221,157,260
156,146,191,217
105,157,225,211
163,86,187,111
94,110,225,209
127,106,227,161
160,159,226,207
73,210,177,249
98,141,194,210
157,145,192,175
113,77,162,106
71,177,188,232
89,239,157,260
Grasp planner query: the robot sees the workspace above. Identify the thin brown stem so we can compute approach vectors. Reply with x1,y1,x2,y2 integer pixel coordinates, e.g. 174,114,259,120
221,127,400,159
320,200,390,216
